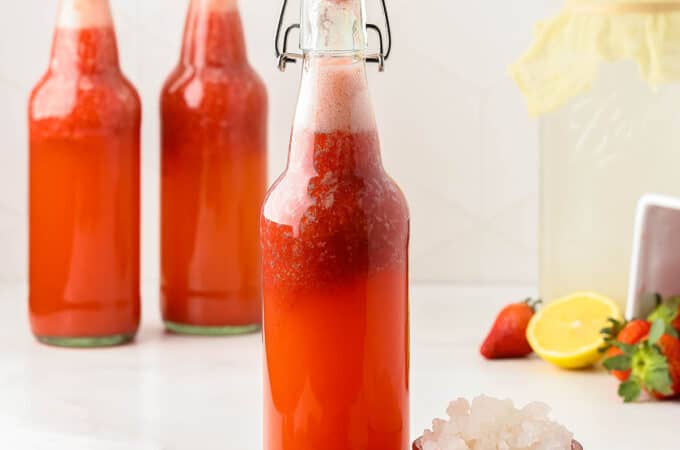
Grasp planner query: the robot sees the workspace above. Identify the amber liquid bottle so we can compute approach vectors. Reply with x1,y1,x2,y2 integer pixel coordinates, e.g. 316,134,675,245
261,0,410,448
29,0,141,347
160,0,268,335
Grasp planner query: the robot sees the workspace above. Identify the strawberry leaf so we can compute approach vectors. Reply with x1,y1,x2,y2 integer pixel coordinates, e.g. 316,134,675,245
599,318,626,353
619,379,641,403
608,317,622,325
649,304,674,322
648,296,680,336
646,367,673,396
649,319,666,344
603,355,631,371
613,341,636,356
643,343,673,395
630,340,674,398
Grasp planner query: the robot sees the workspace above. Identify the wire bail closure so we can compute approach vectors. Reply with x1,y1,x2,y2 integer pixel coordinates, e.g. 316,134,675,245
275,0,392,72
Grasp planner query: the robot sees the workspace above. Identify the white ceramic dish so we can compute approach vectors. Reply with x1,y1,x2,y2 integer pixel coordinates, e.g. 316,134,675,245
627,193,680,319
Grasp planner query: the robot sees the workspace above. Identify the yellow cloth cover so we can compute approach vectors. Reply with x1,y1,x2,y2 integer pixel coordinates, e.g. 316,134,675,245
511,0,680,115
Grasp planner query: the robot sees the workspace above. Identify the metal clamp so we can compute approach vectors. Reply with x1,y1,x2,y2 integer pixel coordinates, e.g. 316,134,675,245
275,0,393,72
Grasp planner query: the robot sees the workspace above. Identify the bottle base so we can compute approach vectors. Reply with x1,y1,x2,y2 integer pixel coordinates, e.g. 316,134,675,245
164,321,260,336
35,333,135,348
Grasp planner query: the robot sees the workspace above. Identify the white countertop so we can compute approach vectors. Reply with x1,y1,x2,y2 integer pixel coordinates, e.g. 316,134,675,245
0,283,676,450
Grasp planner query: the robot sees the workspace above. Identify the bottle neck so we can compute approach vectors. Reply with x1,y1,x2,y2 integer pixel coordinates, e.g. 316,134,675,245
300,0,367,54
294,53,375,133
180,0,246,68
294,0,372,134
288,52,380,175
50,0,119,74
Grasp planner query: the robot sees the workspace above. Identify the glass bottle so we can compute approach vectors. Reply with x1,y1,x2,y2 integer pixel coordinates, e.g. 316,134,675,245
160,0,268,335
261,0,410,448
29,0,141,347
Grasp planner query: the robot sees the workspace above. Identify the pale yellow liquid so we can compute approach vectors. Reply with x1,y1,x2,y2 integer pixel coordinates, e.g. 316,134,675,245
539,62,680,309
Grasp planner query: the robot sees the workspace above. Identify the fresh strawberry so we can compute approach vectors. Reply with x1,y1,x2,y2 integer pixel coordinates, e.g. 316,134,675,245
601,319,651,381
480,298,540,359
604,319,680,402
648,295,680,337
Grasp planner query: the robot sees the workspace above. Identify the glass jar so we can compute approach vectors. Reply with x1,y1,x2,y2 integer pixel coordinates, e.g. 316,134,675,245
261,0,410,448
512,0,680,309
28,0,141,347
160,0,268,335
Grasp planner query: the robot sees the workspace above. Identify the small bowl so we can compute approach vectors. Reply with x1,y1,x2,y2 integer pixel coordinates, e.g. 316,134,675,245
412,437,583,450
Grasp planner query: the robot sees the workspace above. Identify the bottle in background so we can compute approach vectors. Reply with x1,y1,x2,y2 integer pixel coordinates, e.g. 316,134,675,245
160,0,268,335
29,0,141,347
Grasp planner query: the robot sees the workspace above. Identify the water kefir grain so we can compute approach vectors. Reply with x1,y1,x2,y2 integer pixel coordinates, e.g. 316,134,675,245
419,396,573,450
161,0,267,328
29,0,141,338
262,56,410,450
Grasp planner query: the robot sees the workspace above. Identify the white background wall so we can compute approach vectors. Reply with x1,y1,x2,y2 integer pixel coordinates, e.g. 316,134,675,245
0,0,560,285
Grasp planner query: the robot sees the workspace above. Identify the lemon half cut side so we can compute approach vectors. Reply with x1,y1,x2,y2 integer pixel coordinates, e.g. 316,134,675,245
527,292,622,369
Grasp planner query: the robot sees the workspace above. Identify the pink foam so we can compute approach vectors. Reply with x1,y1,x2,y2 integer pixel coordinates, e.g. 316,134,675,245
294,57,376,132
57,0,113,28
192,0,238,12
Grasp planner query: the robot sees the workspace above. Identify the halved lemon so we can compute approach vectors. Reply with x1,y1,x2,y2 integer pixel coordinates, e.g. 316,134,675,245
526,292,621,369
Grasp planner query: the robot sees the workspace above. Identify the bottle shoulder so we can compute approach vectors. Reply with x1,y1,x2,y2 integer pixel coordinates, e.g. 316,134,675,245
29,69,140,127
161,63,267,119
263,166,409,226
265,128,407,218
162,63,266,99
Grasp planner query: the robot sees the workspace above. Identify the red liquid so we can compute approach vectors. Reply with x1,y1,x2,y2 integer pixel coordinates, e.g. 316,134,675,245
29,26,141,339
262,129,409,450
161,5,267,328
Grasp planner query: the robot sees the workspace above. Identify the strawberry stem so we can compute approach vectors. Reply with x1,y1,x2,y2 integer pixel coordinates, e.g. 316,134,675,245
523,298,542,312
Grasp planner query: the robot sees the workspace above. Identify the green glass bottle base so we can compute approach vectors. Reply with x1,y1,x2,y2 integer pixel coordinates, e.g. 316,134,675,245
36,333,135,348
164,321,261,336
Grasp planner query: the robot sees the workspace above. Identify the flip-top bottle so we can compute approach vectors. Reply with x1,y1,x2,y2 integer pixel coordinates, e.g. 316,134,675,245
262,1,409,448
